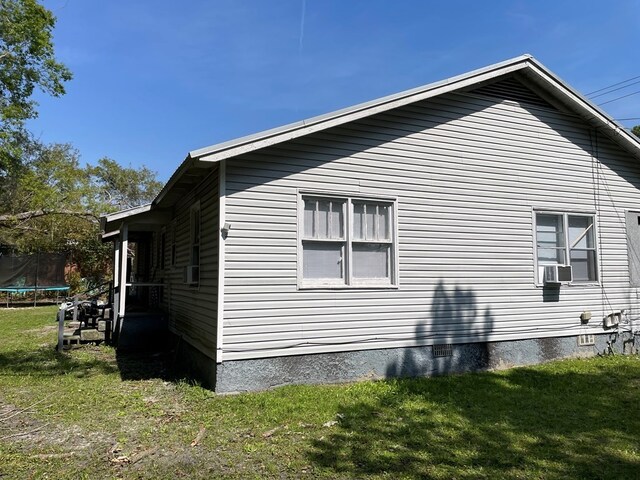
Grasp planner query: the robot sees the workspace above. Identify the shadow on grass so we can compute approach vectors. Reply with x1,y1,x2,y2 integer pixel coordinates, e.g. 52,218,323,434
0,346,118,378
0,344,179,384
116,349,177,382
309,360,640,478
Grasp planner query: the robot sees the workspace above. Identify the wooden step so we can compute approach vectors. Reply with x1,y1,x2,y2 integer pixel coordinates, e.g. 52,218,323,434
63,334,81,346
79,328,105,342
97,319,111,332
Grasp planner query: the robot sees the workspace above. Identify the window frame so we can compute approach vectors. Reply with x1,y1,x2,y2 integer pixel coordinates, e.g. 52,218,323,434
159,228,166,270
297,191,399,289
170,220,177,267
533,209,599,286
189,201,201,286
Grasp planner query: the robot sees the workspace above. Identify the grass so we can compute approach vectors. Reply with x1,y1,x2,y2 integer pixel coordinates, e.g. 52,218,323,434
1,307,640,479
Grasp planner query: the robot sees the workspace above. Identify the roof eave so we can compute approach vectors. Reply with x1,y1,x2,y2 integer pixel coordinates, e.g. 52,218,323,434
153,155,193,206
522,58,640,159
150,53,640,210
189,54,534,163
103,203,153,224
101,203,153,235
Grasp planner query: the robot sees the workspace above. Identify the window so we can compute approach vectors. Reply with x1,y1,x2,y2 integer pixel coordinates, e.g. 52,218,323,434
188,203,201,286
170,221,176,267
190,203,201,267
170,236,176,267
535,212,597,283
159,230,166,270
300,194,397,288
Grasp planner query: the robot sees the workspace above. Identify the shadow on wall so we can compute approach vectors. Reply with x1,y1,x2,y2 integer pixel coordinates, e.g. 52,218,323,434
385,280,495,378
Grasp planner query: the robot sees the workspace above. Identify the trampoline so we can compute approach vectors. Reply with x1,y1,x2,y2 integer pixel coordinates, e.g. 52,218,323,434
0,253,70,307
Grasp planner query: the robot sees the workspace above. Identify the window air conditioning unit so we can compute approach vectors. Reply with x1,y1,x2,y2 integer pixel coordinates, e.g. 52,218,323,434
543,265,572,284
184,265,199,284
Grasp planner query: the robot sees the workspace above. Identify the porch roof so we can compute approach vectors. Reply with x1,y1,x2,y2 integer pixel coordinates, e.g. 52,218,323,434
100,203,171,238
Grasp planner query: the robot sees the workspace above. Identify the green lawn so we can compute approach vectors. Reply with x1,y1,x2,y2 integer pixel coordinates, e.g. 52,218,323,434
1,306,639,479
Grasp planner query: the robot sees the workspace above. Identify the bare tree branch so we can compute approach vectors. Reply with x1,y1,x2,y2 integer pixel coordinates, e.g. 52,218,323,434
0,210,99,225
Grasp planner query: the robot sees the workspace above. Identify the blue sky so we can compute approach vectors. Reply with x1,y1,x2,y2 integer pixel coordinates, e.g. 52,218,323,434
28,0,640,182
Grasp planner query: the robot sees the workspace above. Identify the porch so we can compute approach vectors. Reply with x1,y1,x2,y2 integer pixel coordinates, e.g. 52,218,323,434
109,205,169,335
57,282,167,352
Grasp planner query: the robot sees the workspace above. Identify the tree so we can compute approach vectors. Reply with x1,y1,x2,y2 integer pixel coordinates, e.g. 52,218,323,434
632,125,640,138
0,142,162,289
0,143,93,248
0,0,72,180
89,158,164,213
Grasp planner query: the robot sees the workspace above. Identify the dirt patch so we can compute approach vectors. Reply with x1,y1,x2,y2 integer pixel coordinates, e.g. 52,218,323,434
0,400,113,454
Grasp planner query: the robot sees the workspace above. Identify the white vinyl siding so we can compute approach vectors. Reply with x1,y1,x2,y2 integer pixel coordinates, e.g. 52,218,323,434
162,168,219,359
220,89,640,361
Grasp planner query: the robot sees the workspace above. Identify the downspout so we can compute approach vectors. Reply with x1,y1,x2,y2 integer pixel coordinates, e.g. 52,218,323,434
216,160,226,364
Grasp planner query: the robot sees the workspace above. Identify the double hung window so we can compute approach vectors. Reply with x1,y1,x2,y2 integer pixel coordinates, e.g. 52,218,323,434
300,194,397,288
159,230,166,270
170,224,176,267
188,203,201,285
535,212,597,283
190,204,201,266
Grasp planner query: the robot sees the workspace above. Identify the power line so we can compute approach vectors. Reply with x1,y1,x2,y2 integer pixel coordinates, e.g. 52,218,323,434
589,79,640,99
598,89,640,106
586,74,640,96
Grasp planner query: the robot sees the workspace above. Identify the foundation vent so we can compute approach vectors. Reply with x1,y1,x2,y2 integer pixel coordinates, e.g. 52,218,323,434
432,344,453,358
578,334,595,347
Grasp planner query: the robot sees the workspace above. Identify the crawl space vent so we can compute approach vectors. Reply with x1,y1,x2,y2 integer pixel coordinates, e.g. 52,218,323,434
578,334,595,347
432,344,453,358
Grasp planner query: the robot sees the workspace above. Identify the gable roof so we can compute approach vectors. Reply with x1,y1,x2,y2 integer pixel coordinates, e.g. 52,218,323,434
152,54,640,207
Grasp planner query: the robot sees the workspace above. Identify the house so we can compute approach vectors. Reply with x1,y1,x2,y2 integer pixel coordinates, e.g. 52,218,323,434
101,54,640,393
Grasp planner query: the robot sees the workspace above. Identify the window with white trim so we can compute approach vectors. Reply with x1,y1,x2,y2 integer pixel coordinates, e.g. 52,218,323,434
159,230,166,270
535,212,597,283
189,203,201,285
300,194,397,288
170,225,176,267
190,203,201,266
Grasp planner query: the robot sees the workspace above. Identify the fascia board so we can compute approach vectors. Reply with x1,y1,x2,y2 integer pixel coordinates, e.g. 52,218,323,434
103,203,153,223
101,203,154,234
190,56,532,163
525,60,640,159
153,53,640,209
153,155,193,206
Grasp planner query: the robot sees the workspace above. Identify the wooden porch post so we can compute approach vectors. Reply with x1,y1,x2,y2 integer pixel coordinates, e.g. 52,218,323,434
118,223,128,320
113,239,121,318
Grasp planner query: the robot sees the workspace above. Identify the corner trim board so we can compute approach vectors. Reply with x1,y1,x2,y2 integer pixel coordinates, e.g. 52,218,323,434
216,160,226,364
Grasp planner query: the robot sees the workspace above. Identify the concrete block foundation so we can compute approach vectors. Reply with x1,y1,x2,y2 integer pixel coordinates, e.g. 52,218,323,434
173,333,621,394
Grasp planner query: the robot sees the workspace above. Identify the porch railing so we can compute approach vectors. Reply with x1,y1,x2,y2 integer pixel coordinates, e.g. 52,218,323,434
56,282,113,352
